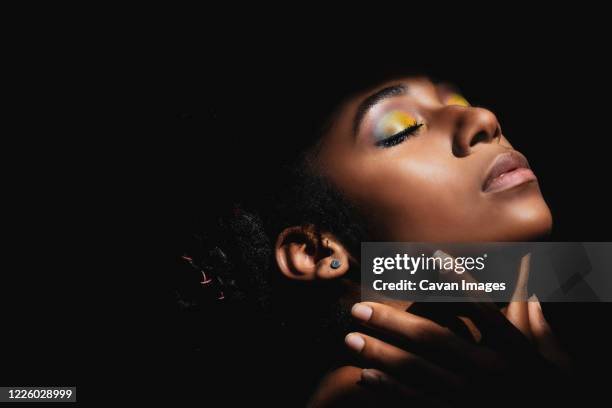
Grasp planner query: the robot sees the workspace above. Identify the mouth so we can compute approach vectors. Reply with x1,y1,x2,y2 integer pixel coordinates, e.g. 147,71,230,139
482,151,537,193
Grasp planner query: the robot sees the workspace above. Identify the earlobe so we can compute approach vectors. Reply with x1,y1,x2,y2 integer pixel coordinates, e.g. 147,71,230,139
275,226,350,281
315,236,349,280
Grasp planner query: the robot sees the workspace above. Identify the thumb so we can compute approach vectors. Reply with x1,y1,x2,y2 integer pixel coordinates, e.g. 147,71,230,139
505,253,532,340
528,294,571,373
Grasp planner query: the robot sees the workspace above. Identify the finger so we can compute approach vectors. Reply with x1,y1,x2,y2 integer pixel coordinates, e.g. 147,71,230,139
351,302,503,371
345,332,464,391
406,302,483,344
360,369,452,408
352,301,455,345
527,295,571,373
433,250,534,356
505,253,532,339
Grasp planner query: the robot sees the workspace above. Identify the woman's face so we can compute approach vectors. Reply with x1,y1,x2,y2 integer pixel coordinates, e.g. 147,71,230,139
315,76,552,242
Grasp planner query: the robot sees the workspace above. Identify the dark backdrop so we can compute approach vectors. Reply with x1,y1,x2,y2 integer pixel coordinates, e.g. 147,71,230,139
5,32,612,405
162,46,612,242
149,44,612,403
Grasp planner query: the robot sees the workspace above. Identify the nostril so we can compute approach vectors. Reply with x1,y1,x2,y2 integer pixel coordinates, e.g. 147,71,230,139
470,131,490,147
493,125,502,140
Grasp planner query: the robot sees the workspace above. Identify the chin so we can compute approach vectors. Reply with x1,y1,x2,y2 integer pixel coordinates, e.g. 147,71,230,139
501,200,553,241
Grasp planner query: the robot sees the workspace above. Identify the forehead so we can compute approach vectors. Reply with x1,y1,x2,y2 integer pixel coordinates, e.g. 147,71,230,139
337,76,441,119
356,76,438,99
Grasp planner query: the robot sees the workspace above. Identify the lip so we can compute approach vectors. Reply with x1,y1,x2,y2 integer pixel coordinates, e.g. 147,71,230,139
482,151,537,193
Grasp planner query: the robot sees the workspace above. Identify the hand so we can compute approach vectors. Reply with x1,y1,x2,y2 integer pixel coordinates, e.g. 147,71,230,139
344,252,571,406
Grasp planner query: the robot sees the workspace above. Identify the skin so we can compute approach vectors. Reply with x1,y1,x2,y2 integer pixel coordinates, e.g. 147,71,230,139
316,76,552,242
272,76,566,406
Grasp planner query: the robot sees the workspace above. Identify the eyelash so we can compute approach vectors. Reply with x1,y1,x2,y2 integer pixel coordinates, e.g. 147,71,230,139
375,122,424,148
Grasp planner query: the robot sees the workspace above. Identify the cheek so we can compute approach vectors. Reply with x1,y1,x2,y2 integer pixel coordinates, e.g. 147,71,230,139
322,138,551,242
340,151,484,241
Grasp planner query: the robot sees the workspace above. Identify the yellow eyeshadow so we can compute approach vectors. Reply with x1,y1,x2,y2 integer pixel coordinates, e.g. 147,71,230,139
375,111,418,139
446,93,470,107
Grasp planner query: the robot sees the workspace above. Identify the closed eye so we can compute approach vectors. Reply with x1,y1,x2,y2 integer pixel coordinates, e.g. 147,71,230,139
375,123,424,148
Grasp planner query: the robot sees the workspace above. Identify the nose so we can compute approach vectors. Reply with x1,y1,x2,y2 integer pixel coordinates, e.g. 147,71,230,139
440,106,502,157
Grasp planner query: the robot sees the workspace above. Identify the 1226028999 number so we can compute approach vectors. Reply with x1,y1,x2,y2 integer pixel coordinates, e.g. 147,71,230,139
6,388,74,400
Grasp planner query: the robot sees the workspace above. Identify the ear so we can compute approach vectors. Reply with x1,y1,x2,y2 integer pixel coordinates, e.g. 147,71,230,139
275,226,350,281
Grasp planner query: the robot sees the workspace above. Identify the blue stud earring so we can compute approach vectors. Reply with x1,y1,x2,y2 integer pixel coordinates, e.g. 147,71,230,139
330,259,342,269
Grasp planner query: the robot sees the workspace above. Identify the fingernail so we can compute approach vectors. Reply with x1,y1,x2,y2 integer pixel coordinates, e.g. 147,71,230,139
529,294,542,308
534,294,542,311
361,369,382,385
351,303,373,321
433,250,453,273
433,249,449,258
345,333,365,352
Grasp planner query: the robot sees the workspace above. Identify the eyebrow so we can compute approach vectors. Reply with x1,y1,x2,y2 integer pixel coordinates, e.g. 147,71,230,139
353,83,407,136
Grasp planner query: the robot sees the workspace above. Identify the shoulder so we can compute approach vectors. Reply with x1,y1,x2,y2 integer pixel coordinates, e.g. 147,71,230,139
307,365,378,408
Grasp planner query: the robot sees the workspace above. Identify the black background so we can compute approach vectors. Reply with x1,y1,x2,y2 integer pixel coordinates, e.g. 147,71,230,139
156,35,612,242
5,25,612,405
